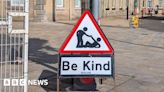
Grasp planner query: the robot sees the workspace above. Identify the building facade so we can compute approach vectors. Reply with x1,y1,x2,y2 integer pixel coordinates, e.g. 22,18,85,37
29,0,131,21
29,0,81,21
1,0,163,22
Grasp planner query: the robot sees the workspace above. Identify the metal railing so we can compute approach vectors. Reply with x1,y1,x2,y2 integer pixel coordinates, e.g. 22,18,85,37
0,0,29,92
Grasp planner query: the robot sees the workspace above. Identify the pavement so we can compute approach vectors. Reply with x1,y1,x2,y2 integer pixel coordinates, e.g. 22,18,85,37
27,16,164,92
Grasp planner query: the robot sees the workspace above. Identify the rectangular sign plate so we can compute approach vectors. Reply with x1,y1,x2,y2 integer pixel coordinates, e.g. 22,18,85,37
59,55,114,77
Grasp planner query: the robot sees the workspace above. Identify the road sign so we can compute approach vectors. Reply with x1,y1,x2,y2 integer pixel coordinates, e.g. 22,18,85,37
59,55,114,77
59,10,113,54
58,10,114,78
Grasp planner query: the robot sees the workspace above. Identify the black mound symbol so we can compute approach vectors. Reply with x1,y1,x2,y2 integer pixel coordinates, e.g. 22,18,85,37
76,27,101,48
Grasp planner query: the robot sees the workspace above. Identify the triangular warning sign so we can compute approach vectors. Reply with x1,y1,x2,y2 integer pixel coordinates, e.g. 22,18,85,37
59,10,114,54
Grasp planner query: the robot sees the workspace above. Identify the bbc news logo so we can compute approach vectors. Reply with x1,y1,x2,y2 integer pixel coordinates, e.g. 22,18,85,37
3,79,48,86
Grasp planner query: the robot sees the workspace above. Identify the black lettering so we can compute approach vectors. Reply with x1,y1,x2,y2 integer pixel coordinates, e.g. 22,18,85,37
63,61,70,70
83,61,90,70
96,63,102,70
103,61,110,70
72,64,77,70
92,61,94,70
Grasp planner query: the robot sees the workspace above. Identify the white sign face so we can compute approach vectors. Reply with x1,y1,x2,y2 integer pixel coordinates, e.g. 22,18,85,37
64,14,110,51
60,57,112,76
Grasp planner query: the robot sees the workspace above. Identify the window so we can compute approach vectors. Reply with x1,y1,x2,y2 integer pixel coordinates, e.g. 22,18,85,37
159,0,163,8
119,0,123,9
148,0,152,7
143,0,145,7
134,0,138,8
75,0,81,8
112,0,116,10
56,0,64,8
11,0,24,6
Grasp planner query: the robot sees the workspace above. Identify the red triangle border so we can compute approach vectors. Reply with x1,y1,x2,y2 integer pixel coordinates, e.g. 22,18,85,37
59,10,114,54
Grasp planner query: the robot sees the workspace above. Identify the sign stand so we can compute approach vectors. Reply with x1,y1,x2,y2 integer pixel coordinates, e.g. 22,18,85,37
113,55,116,92
56,78,118,92
57,78,60,92
57,10,115,91
57,54,60,92
113,78,117,92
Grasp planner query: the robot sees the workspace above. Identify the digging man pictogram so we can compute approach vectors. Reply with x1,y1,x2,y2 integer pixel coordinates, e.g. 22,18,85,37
76,27,101,48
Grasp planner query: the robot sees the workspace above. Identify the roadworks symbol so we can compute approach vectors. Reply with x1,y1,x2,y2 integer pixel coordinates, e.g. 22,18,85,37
76,27,101,48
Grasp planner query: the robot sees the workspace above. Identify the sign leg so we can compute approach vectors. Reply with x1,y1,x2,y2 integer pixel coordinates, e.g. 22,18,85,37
57,78,60,92
113,78,117,92
99,78,103,84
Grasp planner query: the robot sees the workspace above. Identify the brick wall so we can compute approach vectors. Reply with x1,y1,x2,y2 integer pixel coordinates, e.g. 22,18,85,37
31,0,54,22
32,0,46,22
29,0,35,21
0,1,7,20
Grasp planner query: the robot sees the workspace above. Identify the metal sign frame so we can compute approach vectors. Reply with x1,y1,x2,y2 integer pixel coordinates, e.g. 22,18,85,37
58,54,115,78
57,10,115,91
58,10,115,79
